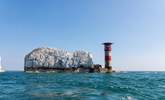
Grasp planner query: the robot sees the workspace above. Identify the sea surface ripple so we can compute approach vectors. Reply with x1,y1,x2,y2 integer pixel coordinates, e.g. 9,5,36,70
0,71,165,100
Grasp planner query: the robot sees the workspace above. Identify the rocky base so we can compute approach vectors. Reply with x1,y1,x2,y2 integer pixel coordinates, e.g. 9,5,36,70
24,67,115,73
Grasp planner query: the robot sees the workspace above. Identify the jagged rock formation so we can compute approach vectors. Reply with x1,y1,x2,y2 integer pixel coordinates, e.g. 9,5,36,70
24,47,93,69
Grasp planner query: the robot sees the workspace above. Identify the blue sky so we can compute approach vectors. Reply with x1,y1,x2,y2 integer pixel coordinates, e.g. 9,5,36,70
0,0,165,71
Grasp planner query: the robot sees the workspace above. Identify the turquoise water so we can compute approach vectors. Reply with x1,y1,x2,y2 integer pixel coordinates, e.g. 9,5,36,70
0,72,165,100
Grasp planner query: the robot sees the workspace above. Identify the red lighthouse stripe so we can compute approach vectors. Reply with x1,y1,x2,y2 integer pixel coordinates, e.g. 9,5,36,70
104,46,112,51
105,56,112,61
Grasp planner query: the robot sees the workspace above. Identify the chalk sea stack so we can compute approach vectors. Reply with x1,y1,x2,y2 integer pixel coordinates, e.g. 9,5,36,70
24,47,94,72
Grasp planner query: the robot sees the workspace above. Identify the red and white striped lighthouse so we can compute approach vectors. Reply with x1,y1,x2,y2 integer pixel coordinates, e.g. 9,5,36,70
102,42,113,69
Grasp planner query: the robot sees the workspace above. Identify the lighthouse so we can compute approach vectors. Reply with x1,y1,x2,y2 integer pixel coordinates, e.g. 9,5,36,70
102,42,113,70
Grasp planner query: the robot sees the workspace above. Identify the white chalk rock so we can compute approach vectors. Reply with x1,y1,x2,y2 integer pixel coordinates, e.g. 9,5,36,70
24,47,93,68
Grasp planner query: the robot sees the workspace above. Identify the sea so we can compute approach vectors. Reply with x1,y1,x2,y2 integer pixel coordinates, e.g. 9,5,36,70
0,71,165,100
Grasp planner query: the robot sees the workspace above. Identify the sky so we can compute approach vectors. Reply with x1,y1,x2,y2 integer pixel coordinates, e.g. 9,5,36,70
0,0,165,71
